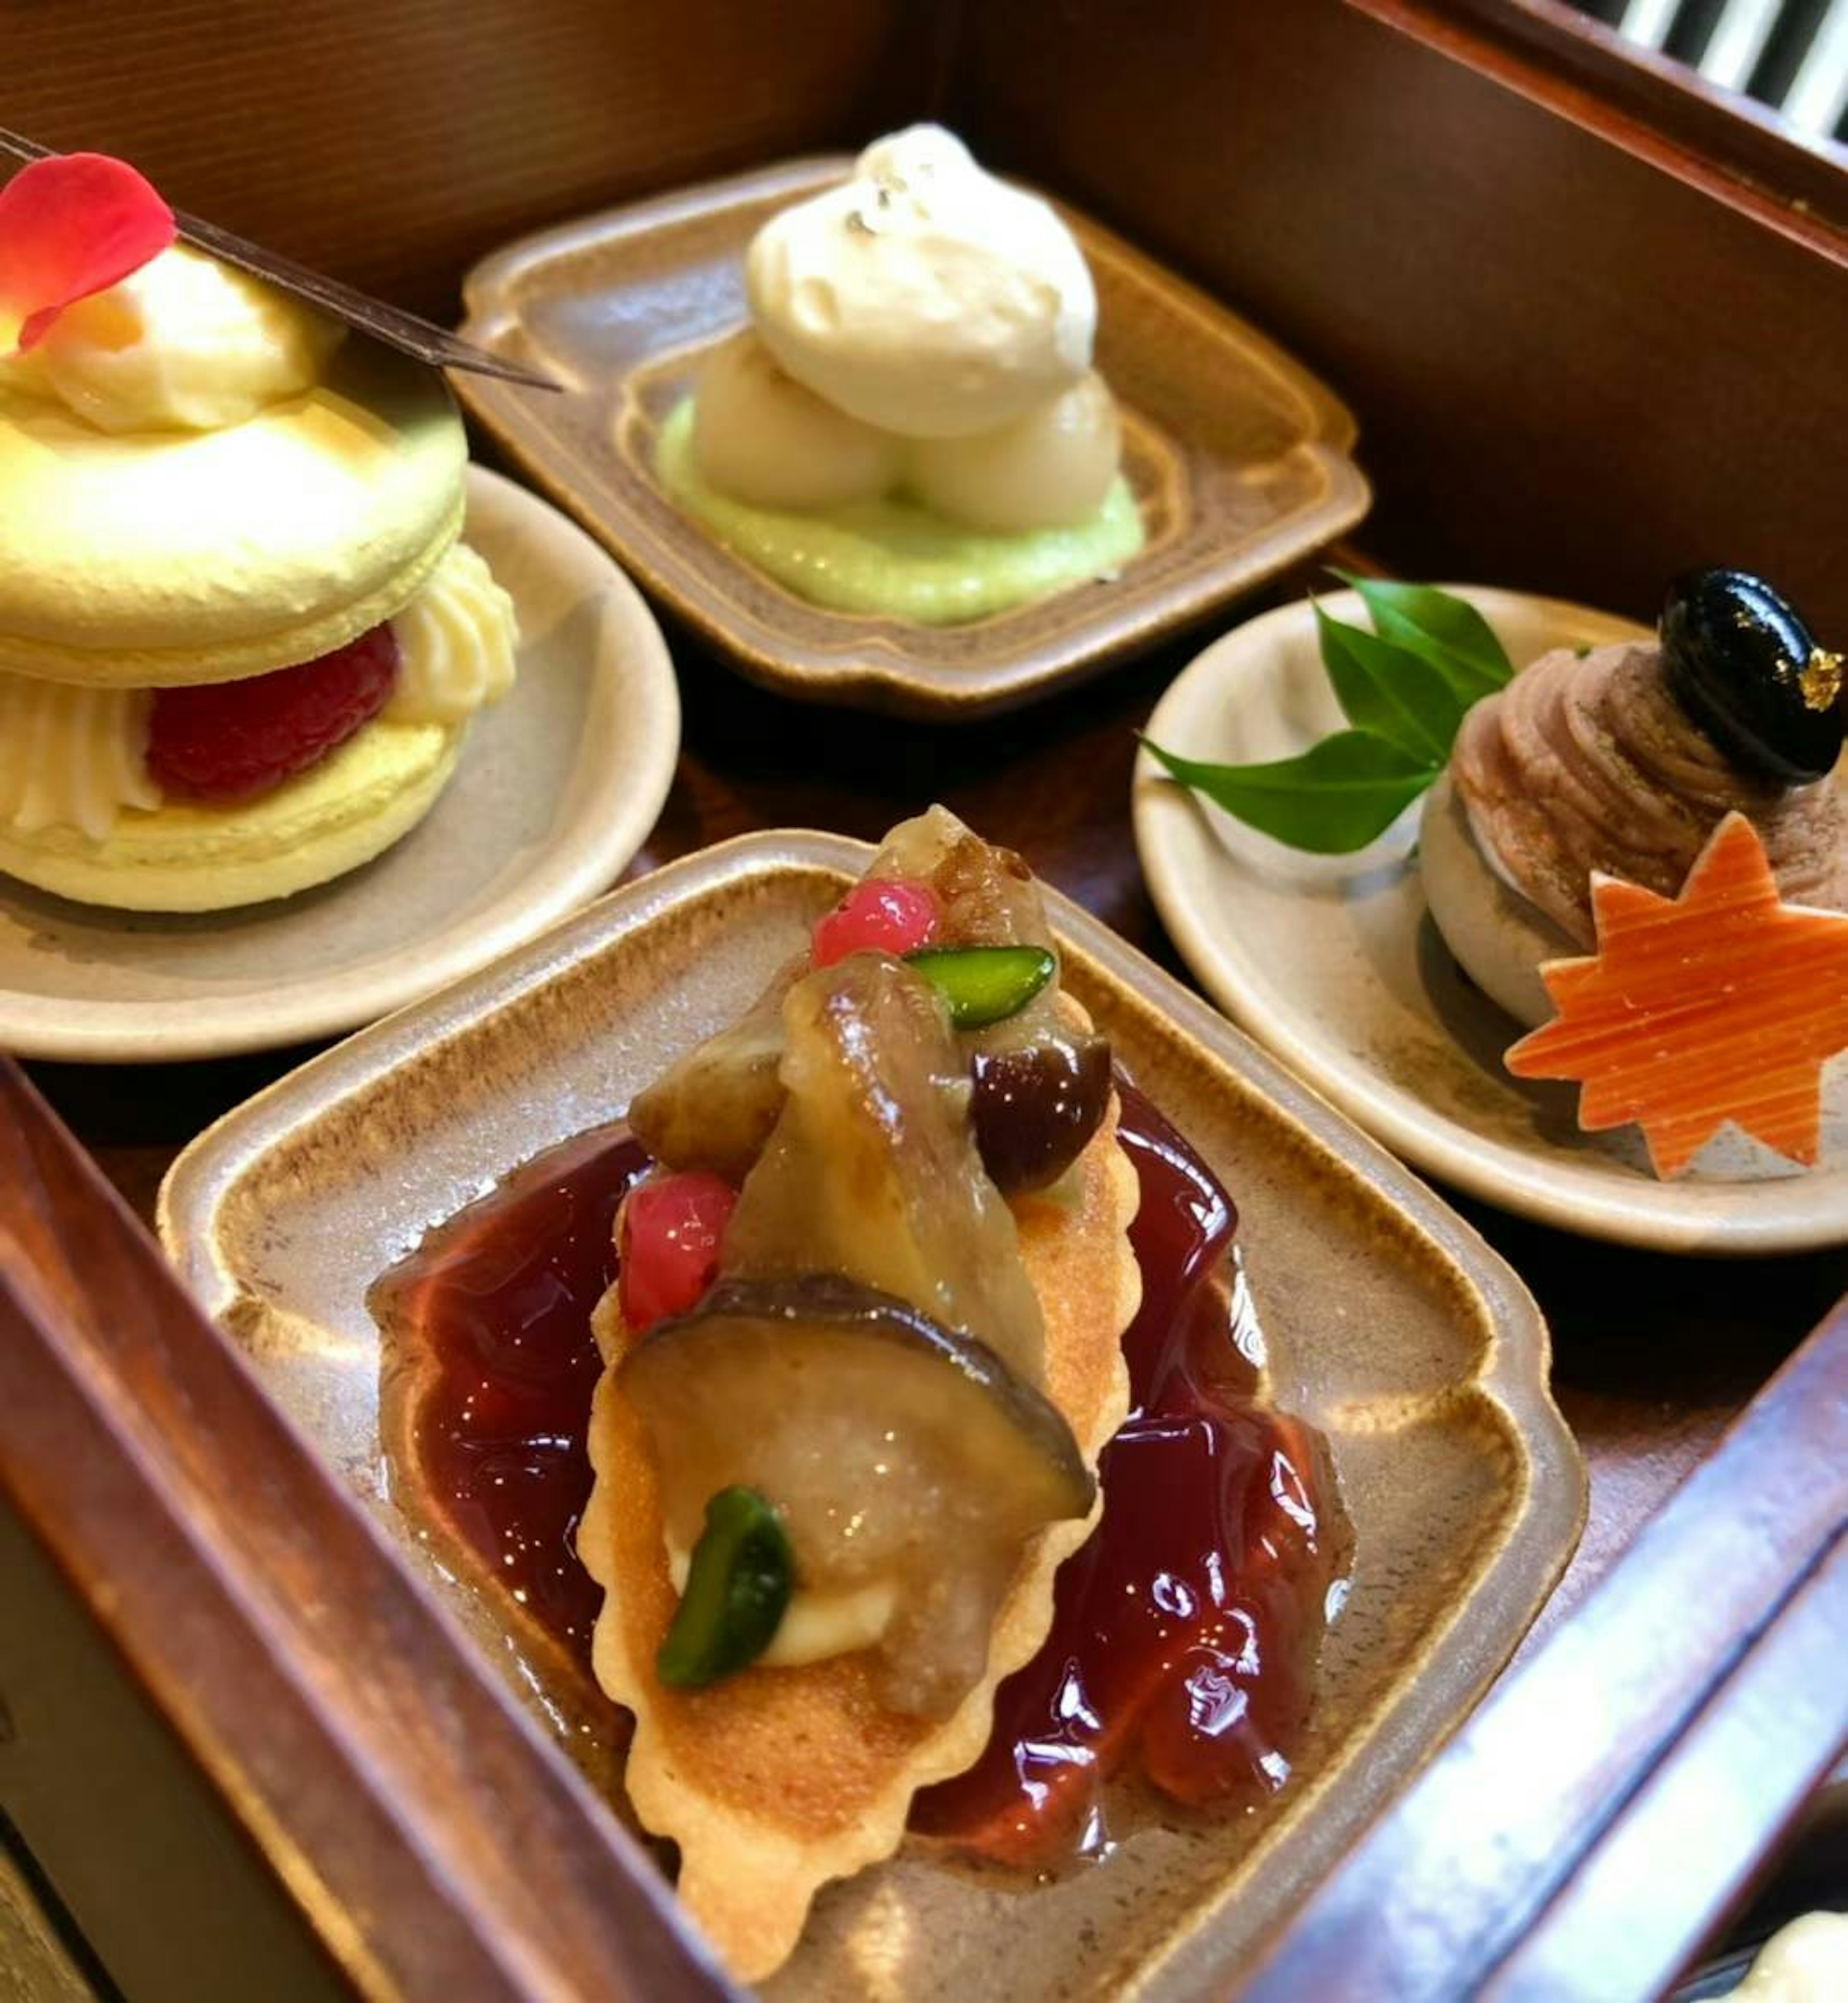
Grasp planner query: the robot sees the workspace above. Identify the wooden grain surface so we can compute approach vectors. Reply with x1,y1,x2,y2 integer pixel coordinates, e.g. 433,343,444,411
0,0,957,321
1237,1296,1848,2002
0,1067,732,2003
5,0,1848,1991
956,0,1848,636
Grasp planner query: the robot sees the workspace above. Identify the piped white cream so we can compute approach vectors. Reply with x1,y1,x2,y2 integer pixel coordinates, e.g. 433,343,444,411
384,542,519,725
746,124,1096,439
0,678,159,840
0,245,343,435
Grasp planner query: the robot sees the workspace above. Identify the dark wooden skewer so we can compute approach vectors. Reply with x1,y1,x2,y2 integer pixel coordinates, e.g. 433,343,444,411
1232,1289,1848,2003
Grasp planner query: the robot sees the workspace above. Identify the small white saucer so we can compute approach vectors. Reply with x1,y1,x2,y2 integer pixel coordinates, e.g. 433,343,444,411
1133,586,1848,1254
0,466,680,1063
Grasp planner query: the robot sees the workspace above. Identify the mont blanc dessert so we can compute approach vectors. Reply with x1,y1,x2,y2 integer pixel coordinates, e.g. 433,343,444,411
657,126,1145,622
1423,568,1846,1027
0,152,517,912
1147,569,1847,1177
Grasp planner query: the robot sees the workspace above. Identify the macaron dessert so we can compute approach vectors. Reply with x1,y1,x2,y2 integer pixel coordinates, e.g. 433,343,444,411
657,125,1144,623
0,152,518,913
1422,568,1845,1026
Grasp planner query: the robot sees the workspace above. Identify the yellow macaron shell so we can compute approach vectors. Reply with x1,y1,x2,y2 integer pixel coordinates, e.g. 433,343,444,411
0,716,463,912
0,339,466,687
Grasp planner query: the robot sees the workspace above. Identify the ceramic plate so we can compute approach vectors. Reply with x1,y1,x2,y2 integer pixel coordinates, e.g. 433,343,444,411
1134,587,1848,1255
161,831,1583,2001
0,466,679,1063
453,156,1370,720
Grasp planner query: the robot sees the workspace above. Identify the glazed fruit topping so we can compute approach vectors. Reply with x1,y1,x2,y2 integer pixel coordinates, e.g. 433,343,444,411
617,1170,738,1334
970,1034,1114,1193
810,876,940,965
905,943,1055,1028
655,1485,795,1689
147,625,400,801
1661,567,1843,785
724,954,1047,1383
628,950,1087,1714
632,813,1111,1199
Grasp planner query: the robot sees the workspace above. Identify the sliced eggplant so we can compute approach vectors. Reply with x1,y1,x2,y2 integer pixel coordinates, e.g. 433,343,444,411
623,1274,1093,1716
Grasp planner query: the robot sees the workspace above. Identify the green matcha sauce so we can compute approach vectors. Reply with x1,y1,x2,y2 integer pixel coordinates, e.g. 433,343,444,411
656,398,1144,624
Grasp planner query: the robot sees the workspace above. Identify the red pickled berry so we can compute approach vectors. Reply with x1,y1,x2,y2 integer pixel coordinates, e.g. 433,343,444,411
147,625,400,802
811,877,941,967
617,1171,738,1334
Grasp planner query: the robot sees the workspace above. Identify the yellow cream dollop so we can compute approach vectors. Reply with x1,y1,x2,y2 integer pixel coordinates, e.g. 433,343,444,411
0,245,343,434
0,542,515,840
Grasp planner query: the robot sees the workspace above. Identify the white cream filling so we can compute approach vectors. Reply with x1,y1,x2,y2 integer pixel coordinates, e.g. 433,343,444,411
0,678,160,842
0,541,516,840
667,1542,898,1667
382,542,519,725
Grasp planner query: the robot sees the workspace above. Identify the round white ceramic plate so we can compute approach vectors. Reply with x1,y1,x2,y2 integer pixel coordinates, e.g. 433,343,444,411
1134,585,1848,1254
0,465,680,1062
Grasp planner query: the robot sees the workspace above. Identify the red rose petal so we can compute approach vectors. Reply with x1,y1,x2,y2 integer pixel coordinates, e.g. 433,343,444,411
0,153,176,353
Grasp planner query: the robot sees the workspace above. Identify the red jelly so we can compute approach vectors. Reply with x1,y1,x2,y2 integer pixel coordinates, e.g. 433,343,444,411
373,1127,651,1664
374,1083,1344,1863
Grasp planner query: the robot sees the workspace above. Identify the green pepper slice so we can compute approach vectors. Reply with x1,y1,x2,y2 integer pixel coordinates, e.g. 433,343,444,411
656,1486,794,1689
905,944,1056,1029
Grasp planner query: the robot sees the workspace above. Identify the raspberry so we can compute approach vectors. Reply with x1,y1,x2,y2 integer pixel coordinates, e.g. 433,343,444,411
147,625,401,801
811,877,941,966
618,1172,738,1334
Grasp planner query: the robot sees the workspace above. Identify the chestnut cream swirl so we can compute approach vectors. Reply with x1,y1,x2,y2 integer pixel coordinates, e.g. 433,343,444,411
1452,641,1847,945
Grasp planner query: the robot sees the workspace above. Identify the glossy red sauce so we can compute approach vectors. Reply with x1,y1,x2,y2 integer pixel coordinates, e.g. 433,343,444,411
911,1085,1345,1864
375,1082,1344,1866
374,1125,650,1663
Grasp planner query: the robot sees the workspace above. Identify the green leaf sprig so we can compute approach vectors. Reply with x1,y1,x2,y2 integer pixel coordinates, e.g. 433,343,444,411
1143,577,1517,853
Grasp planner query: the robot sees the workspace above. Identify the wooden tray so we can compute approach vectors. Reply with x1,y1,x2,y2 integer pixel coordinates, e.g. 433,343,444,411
454,159,1370,719
158,831,1582,1998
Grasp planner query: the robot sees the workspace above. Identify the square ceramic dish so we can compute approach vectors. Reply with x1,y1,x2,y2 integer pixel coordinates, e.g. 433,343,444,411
160,832,1581,1998
453,158,1371,720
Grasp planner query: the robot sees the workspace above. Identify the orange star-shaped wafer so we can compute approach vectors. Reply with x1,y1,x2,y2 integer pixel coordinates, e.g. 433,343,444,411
1505,812,1848,1177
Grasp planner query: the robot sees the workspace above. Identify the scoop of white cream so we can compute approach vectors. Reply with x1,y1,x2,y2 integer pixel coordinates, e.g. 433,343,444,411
746,124,1095,439
1728,1913,1848,2001
0,244,343,434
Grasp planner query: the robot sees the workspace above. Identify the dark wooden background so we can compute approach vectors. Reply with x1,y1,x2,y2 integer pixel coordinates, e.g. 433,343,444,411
4,0,1847,1992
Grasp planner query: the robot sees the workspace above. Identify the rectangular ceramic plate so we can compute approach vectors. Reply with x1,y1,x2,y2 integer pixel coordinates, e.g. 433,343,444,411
453,158,1372,720
160,833,1582,1999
